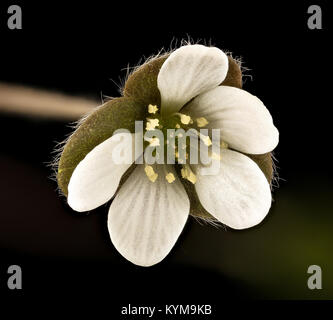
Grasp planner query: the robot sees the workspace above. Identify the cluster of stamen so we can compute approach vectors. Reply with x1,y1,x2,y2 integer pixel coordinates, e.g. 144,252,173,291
143,104,226,185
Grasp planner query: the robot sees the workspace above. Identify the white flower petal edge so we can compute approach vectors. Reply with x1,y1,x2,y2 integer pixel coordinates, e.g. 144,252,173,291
68,133,136,212
192,149,272,230
158,44,228,116
108,164,189,267
184,86,279,154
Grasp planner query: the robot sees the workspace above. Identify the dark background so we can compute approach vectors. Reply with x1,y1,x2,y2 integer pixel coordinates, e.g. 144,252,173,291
0,0,332,313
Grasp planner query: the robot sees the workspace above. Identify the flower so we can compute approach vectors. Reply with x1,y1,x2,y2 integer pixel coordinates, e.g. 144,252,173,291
56,44,279,267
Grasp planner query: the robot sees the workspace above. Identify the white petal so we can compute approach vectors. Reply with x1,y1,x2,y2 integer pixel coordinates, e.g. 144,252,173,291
68,133,137,212
157,44,228,116
108,165,189,266
184,86,279,154
193,149,272,229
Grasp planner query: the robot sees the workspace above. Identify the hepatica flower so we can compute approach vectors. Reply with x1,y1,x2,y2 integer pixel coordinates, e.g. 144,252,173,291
56,44,279,266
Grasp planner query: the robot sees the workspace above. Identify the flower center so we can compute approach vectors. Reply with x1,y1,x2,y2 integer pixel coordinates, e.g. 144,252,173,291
143,104,225,184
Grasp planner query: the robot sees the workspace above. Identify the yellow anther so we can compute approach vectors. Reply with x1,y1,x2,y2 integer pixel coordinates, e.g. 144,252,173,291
149,173,158,182
196,117,209,127
221,141,229,149
144,166,158,182
179,114,191,125
175,123,180,129
146,118,159,131
181,165,196,184
201,135,212,146
211,152,221,160
148,104,158,114
144,165,154,176
165,172,175,183
187,171,197,184
175,150,188,162
148,137,160,146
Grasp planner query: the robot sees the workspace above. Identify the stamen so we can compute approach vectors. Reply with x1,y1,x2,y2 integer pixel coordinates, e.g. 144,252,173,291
178,113,191,125
144,165,158,182
146,118,159,131
211,152,221,160
221,141,229,149
165,172,175,183
147,137,160,146
181,165,197,184
175,148,188,164
195,131,212,147
175,123,180,129
196,117,209,127
201,134,212,146
148,104,158,114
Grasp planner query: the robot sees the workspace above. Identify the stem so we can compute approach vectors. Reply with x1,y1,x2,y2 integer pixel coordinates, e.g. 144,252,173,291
0,83,98,120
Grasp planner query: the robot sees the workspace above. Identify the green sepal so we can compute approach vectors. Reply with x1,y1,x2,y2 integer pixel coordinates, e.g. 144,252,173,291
123,54,169,106
57,97,146,196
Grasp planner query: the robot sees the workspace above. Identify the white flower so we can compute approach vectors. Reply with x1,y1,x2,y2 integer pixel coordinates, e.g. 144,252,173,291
67,45,279,267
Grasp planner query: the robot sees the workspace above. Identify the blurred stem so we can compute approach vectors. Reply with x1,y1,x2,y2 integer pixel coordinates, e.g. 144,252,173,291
0,83,98,120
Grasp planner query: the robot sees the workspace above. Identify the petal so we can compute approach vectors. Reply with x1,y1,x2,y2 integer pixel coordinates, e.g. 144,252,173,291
184,86,279,154
108,165,189,266
246,152,274,184
157,44,228,116
193,149,272,229
68,133,137,212
57,97,146,196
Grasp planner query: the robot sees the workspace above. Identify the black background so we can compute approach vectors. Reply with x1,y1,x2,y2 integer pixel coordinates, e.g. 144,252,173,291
0,0,332,314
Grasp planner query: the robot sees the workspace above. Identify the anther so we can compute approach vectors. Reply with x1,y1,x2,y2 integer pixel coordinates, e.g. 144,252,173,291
144,165,158,182
221,141,229,149
147,137,160,146
201,134,212,146
181,164,197,184
146,118,159,131
177,113,192,125
148,104,158,114
196,117,209,127
165,172,176,183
